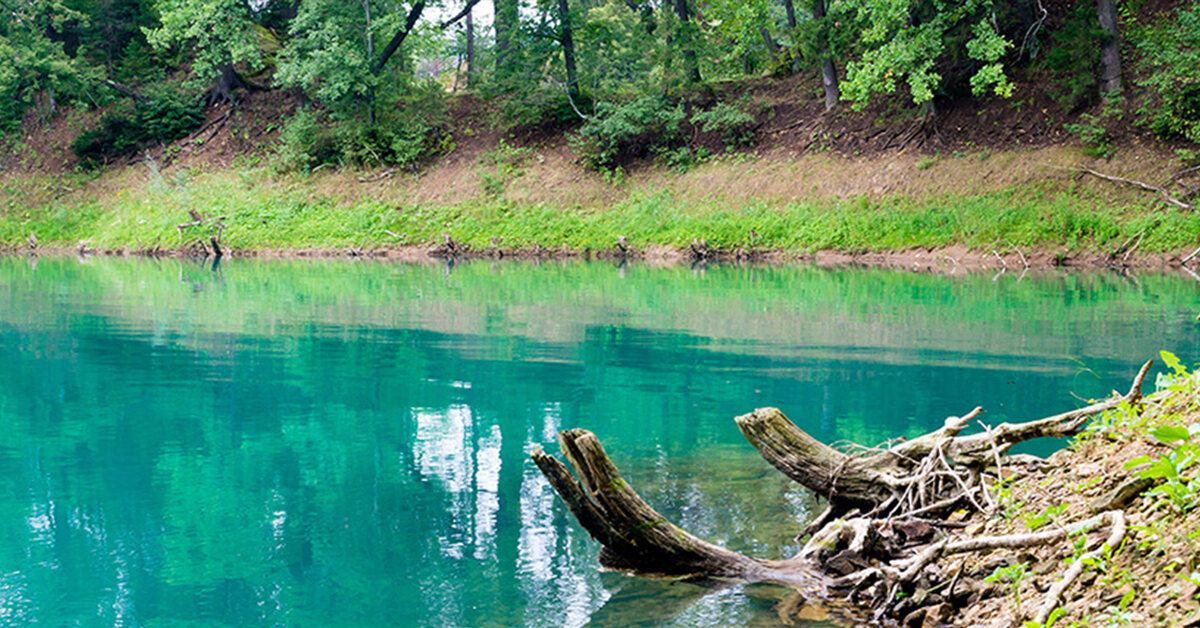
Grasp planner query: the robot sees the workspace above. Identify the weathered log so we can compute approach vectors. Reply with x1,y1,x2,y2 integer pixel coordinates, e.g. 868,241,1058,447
531,429,829,594
531,360,1154,623
735,360,1152,512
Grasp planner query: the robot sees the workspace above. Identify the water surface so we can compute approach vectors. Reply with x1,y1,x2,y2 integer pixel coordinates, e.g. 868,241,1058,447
1,256,1196,626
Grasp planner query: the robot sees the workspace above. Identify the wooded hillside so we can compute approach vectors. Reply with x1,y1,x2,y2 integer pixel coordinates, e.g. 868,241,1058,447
3,0,1199,174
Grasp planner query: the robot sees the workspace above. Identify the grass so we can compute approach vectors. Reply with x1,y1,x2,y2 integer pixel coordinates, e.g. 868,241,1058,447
3,157,1198,256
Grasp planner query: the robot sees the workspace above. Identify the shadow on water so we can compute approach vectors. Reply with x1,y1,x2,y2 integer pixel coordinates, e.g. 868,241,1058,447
0,256,1196,626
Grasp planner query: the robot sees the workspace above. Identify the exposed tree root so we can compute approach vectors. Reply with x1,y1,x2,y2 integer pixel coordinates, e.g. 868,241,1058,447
531,360,1154,624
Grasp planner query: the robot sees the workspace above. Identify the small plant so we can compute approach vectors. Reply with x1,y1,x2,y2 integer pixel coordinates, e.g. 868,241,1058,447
477,139,533,197
986,562,1031,614
1064,95,1124,159
73,89,204,168
916,155,938,170
1024,503,1068,531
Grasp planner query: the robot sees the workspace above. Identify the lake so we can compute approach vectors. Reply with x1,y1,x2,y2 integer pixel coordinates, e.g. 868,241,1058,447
0,256,1196,626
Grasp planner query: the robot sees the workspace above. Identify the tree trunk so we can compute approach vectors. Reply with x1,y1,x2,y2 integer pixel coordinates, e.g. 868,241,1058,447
1097,0,1122,94
372,0,427,75
672,0,702,84
760,27,780,63
465,9,476,83
208,64,247,105
494,0,519,76
558,0,580,99
812,0,840,109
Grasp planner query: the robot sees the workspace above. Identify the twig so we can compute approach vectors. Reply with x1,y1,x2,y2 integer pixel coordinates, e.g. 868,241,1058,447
1033,511,1127,624
991,249,1008,268
1181,245,1200,266
1120,230,1144,266
1007,240,1030,268
1078,166,1195,210
177,215,226,231
355,168,393,182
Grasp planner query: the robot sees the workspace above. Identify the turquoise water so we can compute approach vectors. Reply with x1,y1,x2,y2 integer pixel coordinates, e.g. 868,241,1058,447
0,256,1196,626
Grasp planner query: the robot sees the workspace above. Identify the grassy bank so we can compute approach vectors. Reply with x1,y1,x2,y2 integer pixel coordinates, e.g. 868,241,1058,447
3,148,1198,262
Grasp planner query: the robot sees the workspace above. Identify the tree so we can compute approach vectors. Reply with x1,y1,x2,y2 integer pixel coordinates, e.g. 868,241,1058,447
810,0,839,109
1097,0,1121,94
671,0,702,84
558,0,580,100
143,0,265,103
0,0,98,129
494,0,519,75
840,0,1013,109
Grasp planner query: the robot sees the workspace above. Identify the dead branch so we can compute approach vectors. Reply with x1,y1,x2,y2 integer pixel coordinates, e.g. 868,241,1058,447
1033,511,1126,625
177,215,226,231
1078,166,1195,210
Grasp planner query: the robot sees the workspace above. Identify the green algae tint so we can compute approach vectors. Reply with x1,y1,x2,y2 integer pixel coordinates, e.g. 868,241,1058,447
0,256,1196,626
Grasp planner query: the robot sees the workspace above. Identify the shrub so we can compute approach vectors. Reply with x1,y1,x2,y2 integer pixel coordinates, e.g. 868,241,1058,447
571,95,686,170
276,107,339,171
690,102,756,147
276,82,451,172
1132,2,1200,144
72,90,203,168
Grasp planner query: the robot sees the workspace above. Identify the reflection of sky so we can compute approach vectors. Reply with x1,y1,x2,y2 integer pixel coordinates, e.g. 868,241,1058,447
0,257,1197,626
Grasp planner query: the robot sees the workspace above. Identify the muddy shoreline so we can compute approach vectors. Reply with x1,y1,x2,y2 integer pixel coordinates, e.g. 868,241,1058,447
10,242,1200,272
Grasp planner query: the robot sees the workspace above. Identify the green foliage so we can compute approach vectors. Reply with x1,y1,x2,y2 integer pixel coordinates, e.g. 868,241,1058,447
72,89,203,167
276,83,450,171
1122,353,1200,513
985,562,1031,614
690,102,755,147
0,0,100,132
841,0,1013,108
276,107,339,172
572,95,686,170
143,0,263,86
1023,503,1068,531
1131,2,1200,144
1035,3,1102,112
476,139,533,197
1064,95,1124,159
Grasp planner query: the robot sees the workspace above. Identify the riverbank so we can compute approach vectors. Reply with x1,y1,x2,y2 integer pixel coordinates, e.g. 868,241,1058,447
3,143,1200,268
941,355,1200,627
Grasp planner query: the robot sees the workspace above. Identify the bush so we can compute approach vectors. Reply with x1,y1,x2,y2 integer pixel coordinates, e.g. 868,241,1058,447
276,82,451,172
72,90,203,168
691,102,756,147
571,95,686,170
275,107,338,171
1132,2,1200,144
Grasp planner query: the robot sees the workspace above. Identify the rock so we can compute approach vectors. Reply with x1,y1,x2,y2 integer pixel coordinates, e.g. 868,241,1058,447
922,602,953,627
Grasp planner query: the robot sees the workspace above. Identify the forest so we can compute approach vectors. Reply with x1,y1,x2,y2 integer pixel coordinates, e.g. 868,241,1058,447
3,0,1199,174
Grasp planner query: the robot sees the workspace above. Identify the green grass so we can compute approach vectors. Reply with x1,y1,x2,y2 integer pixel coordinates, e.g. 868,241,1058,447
3,165,1197,256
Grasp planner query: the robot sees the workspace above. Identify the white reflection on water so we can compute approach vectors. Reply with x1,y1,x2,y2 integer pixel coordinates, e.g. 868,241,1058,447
474,425,501,562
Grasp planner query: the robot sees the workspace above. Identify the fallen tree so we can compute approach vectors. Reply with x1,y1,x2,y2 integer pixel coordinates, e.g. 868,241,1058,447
530,359,1154,624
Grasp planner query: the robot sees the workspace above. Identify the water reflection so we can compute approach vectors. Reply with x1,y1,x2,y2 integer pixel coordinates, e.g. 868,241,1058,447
0,256,1196,626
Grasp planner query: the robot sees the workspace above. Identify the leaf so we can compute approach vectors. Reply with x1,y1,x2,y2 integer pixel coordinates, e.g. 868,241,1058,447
1124,455,1154,469
1161,350,1185,375
1152,425,1192,442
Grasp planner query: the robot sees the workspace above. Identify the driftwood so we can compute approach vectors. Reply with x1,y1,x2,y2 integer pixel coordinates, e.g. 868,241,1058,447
531,360,1154,623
